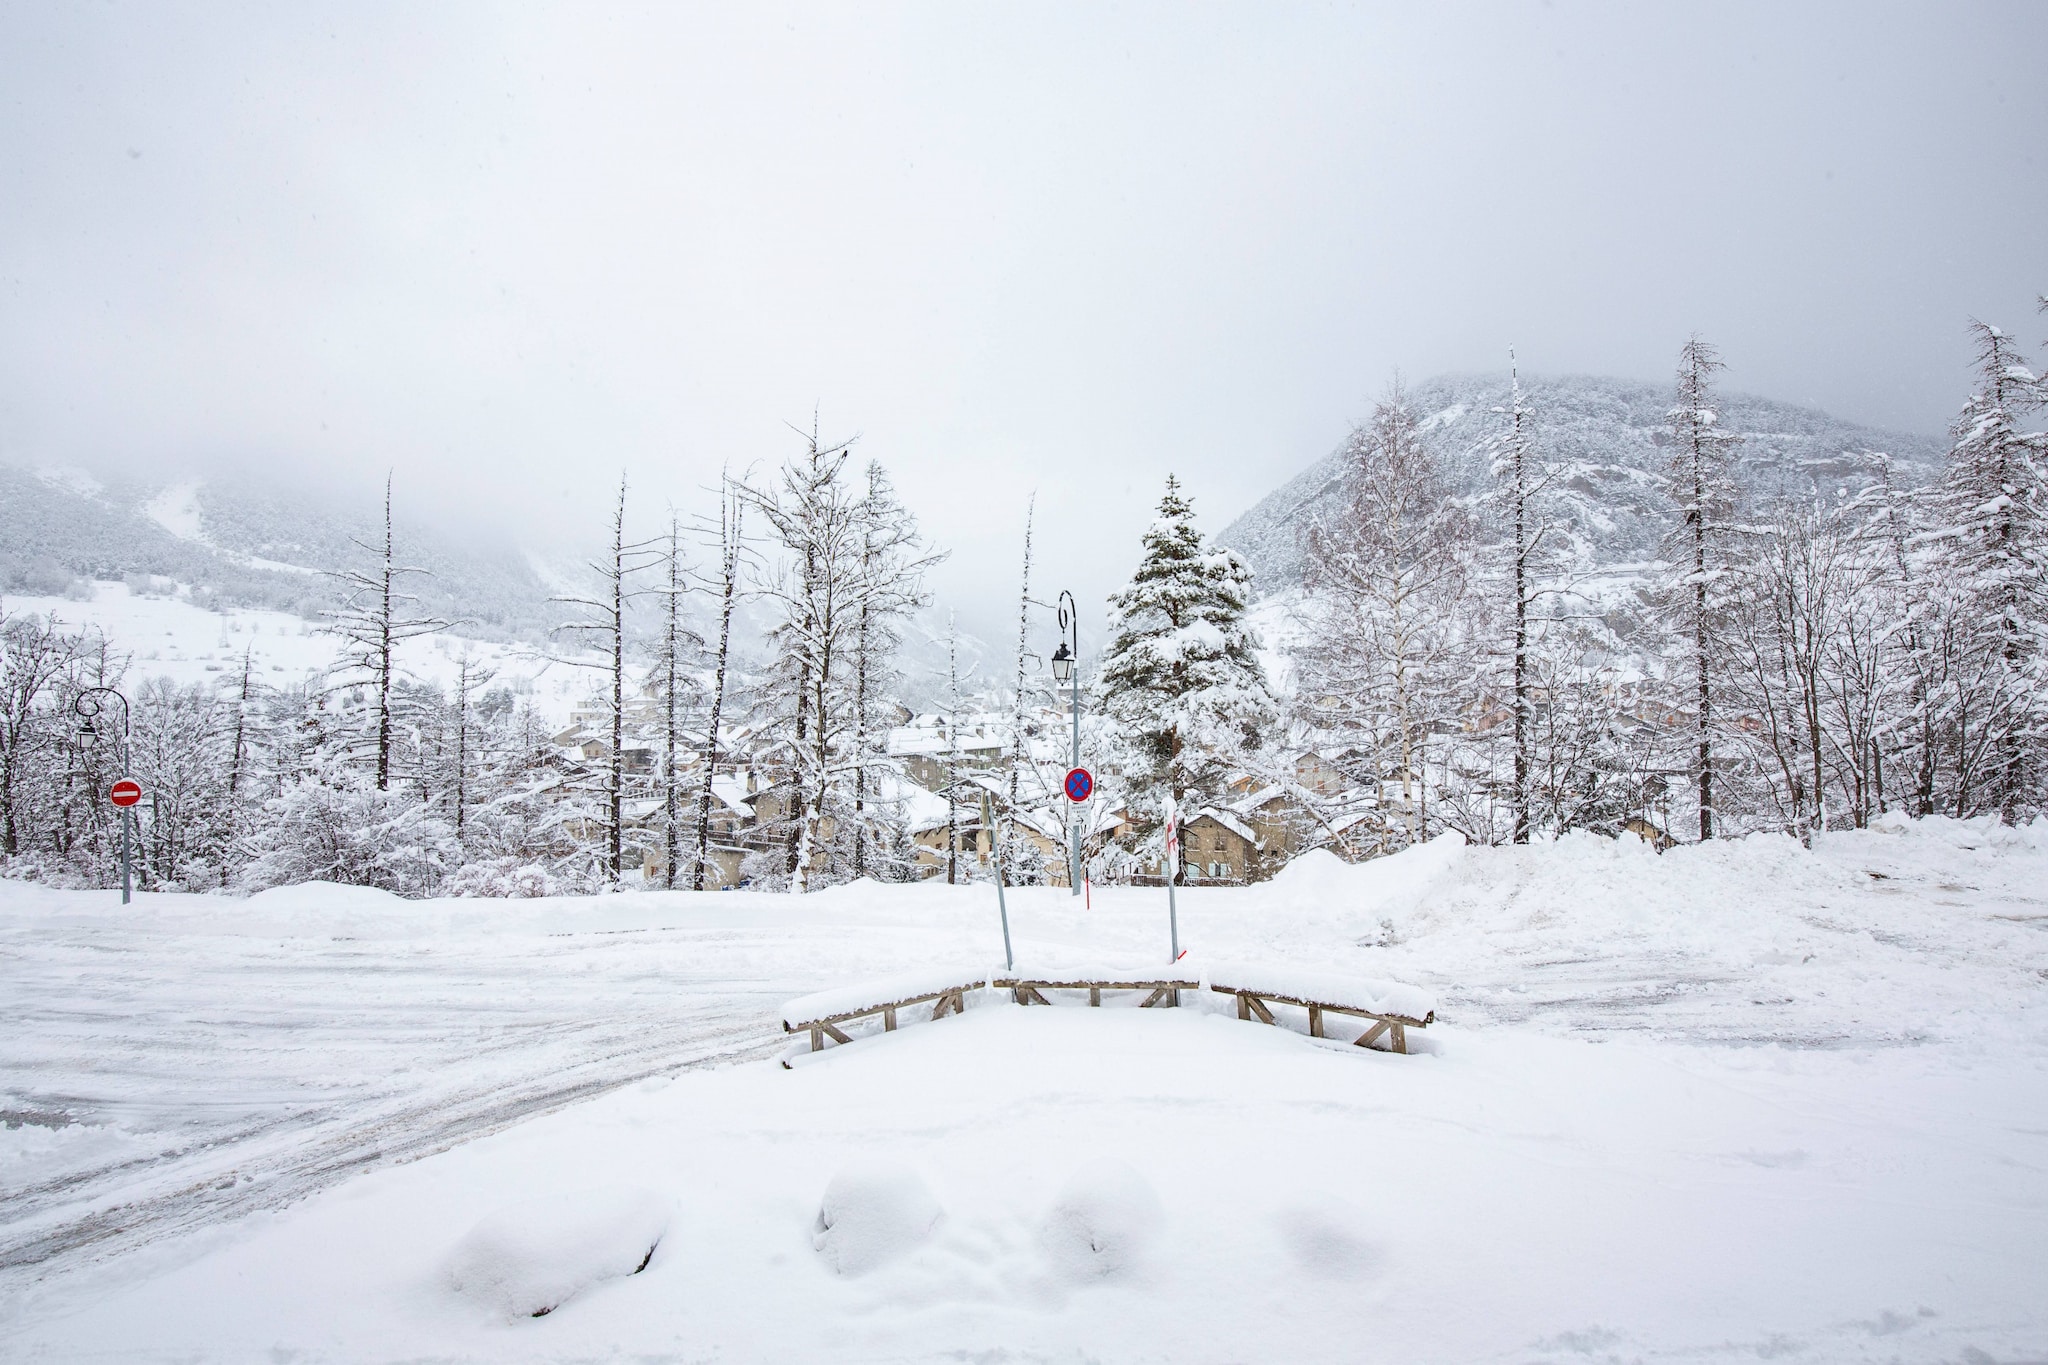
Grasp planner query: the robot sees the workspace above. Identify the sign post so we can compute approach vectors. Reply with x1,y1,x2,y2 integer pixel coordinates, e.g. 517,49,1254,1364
109,778,142,905
1163,793,1181,965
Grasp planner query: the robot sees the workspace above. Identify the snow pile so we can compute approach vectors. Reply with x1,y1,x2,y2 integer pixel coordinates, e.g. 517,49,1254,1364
1203,959,1436,1023
1038,1160,1165,1280
1260,829,1465,924
782,966,988,1027
242,880,407,913
444,1186,669,1319
811,1159,943,1275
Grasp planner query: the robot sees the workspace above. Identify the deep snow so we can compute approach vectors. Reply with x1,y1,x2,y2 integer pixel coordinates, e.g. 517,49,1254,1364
3,815,2045,1361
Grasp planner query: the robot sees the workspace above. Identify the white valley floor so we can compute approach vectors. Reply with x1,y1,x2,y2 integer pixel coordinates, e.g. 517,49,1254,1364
3,817,2045,1362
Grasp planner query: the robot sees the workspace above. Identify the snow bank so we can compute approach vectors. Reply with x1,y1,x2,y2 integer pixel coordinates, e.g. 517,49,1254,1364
1264,830,1465,921
811,1159,943,1275
444,1186,670,1319
243,880,407,913
781,966,988,1027
1038,1160,1164,1279
1204,958,1436,1023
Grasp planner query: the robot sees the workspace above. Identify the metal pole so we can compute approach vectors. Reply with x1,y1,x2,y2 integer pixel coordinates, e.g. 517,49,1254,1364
1069,667,1082,895
1059,591,1082,897
120,807,132,905
1165,794,1180,965
983,794,1013,972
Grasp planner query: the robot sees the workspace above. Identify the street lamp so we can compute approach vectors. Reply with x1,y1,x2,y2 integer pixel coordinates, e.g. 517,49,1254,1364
73,687,135,905
1054,591,1082,895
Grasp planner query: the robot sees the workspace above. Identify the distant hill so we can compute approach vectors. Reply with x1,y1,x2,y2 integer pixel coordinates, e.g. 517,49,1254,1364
1215,373,1950,590
0,460,998,704
0,463,557,641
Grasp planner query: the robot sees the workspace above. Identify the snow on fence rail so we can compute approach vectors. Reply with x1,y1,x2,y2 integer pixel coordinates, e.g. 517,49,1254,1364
781,960,1435,1058
1204,959,1436,1054
780,967,988,1055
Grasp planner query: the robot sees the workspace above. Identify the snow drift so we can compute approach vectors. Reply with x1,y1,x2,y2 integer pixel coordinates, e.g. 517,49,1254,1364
1039,1160,1165,1280
444,1186,670,1319
811,1159,943,1275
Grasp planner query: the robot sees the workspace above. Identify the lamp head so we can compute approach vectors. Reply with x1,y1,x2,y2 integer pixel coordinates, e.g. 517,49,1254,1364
1050,642,1073,685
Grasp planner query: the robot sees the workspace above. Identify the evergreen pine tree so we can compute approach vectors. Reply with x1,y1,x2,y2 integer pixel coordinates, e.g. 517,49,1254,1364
1929,320,2048,820
1099,476,1274,810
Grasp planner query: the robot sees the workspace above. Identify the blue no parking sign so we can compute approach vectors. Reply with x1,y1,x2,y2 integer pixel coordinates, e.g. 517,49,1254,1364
1064,767,1093,803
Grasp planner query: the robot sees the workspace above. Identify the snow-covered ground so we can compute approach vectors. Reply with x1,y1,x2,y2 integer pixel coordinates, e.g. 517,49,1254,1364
3,816,2045,1361
3,580,594,720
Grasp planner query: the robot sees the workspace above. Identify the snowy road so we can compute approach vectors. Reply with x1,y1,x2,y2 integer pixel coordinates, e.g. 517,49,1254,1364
5,816,2045,1351
0,895,882,1301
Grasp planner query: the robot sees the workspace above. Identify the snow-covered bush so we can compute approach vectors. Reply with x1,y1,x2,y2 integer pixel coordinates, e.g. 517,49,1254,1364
238,762,458,897
811,1159,942,1275
1038,1160,1163,1279
444,1186,670,1319
444,857,557,899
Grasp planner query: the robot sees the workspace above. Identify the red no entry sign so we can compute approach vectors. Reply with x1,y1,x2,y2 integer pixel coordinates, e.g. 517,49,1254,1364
109,778,143,808
1064,767,1093,802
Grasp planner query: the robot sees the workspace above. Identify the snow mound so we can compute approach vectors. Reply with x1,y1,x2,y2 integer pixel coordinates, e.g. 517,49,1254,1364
1267,829,1465,919
812,1159,942,1275
243,881,406,912
445,1186,670,1319
1039,1160,1164,1279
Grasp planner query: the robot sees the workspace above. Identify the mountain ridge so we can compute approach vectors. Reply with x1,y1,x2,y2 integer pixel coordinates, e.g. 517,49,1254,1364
1215,372,1950,591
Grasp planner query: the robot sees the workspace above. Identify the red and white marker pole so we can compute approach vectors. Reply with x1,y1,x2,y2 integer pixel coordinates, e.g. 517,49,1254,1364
109,778,142,904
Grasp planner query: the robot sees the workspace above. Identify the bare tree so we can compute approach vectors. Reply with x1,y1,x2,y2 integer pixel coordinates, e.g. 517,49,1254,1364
553,474,661,887
324,475,448,791
692,478,746,891
1296,380,1477,848
1661,337,1742,840
1489,354,1565,843
651,513,703,889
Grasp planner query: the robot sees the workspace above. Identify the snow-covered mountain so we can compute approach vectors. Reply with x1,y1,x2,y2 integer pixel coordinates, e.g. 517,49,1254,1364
1,459,1000,708
1215,373,1950,590
1,463,558,639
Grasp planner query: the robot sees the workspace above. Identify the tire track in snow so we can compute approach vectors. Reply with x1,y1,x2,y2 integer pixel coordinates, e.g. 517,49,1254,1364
0,1005,780,1289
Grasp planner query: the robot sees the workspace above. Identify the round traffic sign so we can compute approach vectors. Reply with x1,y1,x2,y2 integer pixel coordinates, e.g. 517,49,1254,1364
109,778,143,808
1063,767,1093,803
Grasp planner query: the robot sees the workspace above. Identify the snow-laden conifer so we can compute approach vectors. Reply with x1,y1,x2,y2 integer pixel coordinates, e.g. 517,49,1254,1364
1100,476,1274,814
1926,321,2048,819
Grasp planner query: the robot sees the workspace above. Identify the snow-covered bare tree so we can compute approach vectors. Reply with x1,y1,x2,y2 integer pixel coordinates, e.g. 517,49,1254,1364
846,462,938,879
691,478,746,891
552,474,661,887
323,475,447,791
1487,355,1566,843
650,514,703,889
1294,383,1477,848
1658,337,1743,840
747,429,936,891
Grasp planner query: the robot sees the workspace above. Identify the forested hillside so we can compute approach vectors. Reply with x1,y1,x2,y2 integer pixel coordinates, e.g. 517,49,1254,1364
1217,373,1949,587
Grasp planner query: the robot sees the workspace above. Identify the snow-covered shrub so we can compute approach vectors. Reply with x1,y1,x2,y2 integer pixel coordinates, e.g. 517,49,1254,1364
444,1186,670,1319
1038,1160,1163,1279
811,1158,942,1275
238,762,458,897
445,857,556,898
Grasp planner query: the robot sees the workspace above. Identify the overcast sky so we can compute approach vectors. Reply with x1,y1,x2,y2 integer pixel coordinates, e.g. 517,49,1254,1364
3,2,2044,646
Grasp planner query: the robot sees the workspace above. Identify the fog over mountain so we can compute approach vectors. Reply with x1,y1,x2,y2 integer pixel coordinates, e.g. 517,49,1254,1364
1217,373,1951,593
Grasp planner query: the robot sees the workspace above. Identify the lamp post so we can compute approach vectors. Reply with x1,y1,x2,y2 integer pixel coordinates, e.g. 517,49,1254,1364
1052,591,1082,895
73,686,134,905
